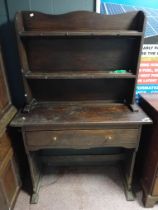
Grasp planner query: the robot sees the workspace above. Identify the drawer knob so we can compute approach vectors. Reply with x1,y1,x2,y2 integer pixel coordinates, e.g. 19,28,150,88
105,136,112,141
53,136,57,141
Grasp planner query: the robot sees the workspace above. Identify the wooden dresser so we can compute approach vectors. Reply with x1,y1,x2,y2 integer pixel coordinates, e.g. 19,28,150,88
139,93,158,207
0,46,21,210
11,11,152,204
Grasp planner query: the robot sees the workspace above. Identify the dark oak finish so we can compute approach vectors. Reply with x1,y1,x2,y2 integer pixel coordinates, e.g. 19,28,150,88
0,47,16,134
19,30,143,37
0,46,20,210
0,62,9,114
20,11,144,31
11,11,151,204
14,11,146,104
40,154,125,166
23,37,140,73
0,127,20,210
0,47,11,112
24,71,136,79
0,132,11,164
11,102,149,128
139,93,158,207
27,79,135,103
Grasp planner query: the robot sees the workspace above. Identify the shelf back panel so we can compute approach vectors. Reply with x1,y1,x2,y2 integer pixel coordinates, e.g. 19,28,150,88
21,11,145,31
27,79,135,103
24,37,140,73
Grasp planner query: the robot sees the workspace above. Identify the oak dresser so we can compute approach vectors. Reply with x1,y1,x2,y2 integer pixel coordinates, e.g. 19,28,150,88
11,11,151,203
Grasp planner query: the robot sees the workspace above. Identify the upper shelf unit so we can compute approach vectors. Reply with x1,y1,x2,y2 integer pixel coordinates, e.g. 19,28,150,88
16,11,145,76
15,10,145,104
15,11,145,77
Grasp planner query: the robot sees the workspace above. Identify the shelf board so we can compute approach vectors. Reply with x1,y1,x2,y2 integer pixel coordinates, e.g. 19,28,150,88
24,71,136,79
19,30,143,37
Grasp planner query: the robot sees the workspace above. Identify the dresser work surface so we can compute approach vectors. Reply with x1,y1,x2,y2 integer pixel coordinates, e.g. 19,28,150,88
11,102,150,128
11,10,152,204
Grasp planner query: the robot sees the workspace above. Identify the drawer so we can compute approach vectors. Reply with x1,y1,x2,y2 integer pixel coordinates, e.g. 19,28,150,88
25,129,139,150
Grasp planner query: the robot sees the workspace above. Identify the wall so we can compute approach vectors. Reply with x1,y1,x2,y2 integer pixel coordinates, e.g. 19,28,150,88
0,0,7,25
0,0,95,107
7,0,94,19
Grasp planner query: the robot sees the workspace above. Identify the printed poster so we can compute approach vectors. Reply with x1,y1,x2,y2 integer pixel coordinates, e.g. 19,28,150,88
96,0,158,98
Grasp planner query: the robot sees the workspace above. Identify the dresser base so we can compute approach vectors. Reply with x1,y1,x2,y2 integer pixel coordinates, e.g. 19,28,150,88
28,154,137,204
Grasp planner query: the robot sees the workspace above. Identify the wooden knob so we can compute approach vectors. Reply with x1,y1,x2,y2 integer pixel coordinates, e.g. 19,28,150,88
53,136,57,141
105,136,112,141
108,136,112,140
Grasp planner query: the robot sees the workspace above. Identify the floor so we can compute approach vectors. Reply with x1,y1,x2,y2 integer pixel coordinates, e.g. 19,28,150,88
14,166,158,210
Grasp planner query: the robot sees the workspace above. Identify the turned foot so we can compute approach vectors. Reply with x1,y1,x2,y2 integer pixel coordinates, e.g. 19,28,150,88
31,192,39,204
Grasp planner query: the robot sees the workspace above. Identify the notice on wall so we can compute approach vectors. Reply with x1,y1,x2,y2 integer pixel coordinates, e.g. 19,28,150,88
136,45,158,95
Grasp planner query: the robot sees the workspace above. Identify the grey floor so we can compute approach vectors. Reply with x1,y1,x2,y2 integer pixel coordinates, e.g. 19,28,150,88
14,166,158,210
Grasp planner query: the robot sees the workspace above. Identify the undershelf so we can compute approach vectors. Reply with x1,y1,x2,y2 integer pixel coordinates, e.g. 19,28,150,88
19,30,142,37
24,71,136,79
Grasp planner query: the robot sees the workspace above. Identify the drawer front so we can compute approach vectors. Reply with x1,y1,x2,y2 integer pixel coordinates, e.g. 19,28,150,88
25,129,138,150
